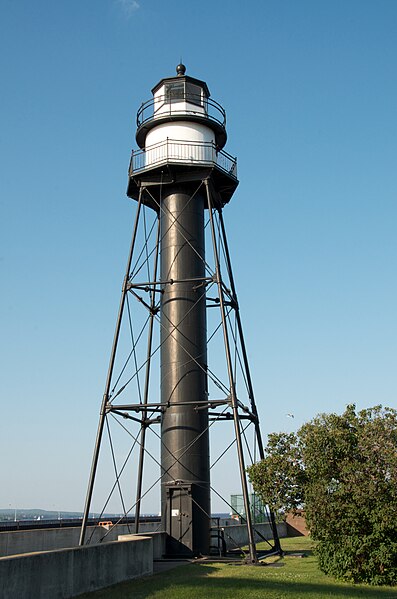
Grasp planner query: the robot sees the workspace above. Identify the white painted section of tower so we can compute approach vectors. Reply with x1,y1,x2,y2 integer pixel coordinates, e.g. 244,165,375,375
146,122,215,146
145,121,216,168
139,78,221,169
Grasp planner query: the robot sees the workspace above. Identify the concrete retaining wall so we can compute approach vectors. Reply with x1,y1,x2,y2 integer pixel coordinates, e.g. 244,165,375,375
0,521,286,561
118,532,167,560
0,522,160,558
0,535,152,599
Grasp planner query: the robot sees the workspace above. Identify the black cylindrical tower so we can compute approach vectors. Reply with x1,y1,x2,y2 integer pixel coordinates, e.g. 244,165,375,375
160,185,210,555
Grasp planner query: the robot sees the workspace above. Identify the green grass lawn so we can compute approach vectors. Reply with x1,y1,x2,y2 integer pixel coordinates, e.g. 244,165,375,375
79,536,397,599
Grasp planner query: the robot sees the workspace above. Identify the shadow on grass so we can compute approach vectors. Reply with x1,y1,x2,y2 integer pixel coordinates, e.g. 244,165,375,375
79,562,397,599
282,548,315,557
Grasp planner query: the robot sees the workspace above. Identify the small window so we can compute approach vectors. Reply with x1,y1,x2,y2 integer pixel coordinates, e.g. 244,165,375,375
165,82,184,103
185,82,203,107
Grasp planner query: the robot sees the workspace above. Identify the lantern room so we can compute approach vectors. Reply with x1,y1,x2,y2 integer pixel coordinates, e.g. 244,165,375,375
135,64,227,150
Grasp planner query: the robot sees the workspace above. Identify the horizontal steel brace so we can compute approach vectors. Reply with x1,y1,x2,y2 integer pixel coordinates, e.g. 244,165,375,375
127,275,214,289
209,416,254,423
110,410,144,424
110,408,252,424
107,399,230,413
145,417,161,425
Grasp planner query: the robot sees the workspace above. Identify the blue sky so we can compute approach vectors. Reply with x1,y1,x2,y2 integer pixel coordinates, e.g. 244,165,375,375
1,0,396,513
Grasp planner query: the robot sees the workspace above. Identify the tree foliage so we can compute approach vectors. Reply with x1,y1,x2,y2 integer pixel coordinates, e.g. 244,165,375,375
247,432,306,513
247,405,397,585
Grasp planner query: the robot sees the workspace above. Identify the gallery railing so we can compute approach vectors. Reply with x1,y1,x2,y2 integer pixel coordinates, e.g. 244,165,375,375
129,138,237,178
136,93,226,130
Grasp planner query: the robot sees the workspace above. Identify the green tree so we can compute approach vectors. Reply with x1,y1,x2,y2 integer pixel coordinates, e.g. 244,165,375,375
247,405,397,585
246,432,306,513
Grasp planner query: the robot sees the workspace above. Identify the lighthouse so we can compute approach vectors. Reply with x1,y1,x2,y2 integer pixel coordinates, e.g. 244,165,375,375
80,65,280,562
128,64,238,556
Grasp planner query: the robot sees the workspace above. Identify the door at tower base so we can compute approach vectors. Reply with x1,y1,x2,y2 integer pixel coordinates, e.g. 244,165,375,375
164,483,210,557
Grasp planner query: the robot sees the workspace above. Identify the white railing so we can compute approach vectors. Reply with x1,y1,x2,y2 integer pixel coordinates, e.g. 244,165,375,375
129,139,237,178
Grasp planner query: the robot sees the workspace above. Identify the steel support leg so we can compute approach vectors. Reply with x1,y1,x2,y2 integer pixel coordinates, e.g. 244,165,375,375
79,186,144,546
218,207,282,554
134,217,160,533
205,180,258,563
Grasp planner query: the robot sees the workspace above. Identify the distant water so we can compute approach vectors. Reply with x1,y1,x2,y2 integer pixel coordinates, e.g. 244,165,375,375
0,509,232,521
